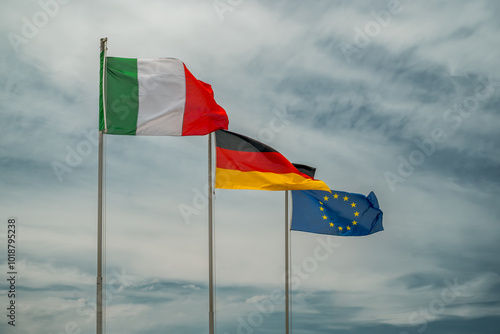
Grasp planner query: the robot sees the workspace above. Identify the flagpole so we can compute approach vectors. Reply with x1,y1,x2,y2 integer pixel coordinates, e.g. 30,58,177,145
208,132,215,334
97,130,104,334
285,190,290,334
97,37,107,334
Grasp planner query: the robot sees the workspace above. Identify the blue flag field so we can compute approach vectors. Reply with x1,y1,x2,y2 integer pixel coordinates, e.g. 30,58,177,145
291,190,383,236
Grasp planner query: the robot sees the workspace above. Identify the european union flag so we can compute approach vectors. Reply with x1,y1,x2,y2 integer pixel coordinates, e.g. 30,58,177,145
291,190,383,236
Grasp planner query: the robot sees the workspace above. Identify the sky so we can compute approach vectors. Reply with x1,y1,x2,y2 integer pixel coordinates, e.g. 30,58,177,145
1,0,499,333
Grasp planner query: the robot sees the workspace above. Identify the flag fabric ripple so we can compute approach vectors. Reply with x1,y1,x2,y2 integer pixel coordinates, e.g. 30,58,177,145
215,130,330,191
291,190,383,236
99,56,228,136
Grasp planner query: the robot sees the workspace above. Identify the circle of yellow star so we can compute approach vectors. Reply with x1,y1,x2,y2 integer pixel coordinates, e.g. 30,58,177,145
354,211,359,216
343,196,349,201
347,226,351,230
320,207,324,211
322,215,327,220
329,222,334,227
351,202,356,208
352,221,357,225
333,194,339,199
323,196,329,201
338,226,343,231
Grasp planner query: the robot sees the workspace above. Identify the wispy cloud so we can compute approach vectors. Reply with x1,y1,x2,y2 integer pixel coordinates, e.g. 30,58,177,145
0,0,499,333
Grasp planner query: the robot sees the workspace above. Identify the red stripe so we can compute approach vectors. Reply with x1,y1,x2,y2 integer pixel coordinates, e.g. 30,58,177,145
182,64,229,136
216,147,314,178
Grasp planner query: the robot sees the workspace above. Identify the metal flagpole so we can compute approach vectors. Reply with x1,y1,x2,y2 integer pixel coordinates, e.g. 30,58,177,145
208,132,215,334
97,37,108,334
97,130,104,334
285,190,290,334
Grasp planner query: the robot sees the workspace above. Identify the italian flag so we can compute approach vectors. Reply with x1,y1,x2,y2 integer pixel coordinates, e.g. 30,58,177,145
99,56,229,136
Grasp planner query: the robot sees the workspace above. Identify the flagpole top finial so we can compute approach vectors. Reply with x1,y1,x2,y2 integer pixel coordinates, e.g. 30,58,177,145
100,38,108,52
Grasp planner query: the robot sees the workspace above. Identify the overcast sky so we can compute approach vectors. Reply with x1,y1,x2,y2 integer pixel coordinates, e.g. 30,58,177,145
1,0,499,333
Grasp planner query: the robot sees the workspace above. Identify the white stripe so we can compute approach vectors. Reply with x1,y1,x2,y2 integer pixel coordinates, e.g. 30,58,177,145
136,59,186,136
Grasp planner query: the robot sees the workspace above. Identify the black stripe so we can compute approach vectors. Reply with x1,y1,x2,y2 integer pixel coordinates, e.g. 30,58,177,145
215,130,278,153
292,164,316,178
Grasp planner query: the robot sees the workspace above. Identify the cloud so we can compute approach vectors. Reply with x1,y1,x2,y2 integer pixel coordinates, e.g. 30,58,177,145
0,0,499,333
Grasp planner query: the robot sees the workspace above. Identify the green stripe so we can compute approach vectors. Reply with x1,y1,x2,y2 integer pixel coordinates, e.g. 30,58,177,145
104,57,139,135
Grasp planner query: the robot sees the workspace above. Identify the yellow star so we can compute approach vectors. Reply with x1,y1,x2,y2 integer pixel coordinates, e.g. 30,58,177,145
322,215,327,220
343,196,349,201
320,207,324,211
347,226,351,230
354,211,359,216
352,221,357,225
338,226,343,231
333,193,339,199
329,222,334,227
351,202,356,208
319,201,323,205
323,196,329,201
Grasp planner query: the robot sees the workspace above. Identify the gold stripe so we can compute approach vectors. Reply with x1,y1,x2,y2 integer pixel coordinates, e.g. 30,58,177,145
215,168,330,191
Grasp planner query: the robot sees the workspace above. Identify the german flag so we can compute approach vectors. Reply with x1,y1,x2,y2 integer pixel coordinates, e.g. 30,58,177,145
215,130,330,191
